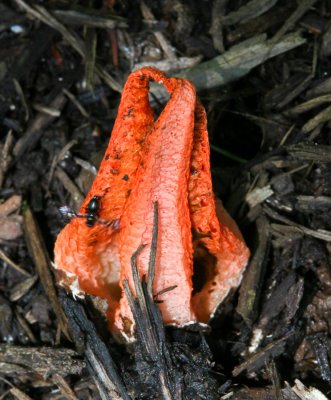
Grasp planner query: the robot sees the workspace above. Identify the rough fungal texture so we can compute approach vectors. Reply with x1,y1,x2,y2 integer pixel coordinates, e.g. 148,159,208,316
54,67,250,339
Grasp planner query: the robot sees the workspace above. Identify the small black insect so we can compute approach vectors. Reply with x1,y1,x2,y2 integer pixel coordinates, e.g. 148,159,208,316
59,198,120,231
59,196,100,227
85,195,100,227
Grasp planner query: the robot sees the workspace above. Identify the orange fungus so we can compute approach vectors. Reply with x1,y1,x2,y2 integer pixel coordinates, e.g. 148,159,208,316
54,67,250,340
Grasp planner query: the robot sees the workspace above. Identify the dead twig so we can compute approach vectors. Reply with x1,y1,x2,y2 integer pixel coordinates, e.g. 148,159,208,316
147,201,159,297
0,195,21,218
13,79,29,122
22,204,71,340
9,388,33,400
301,104,331,133
221,0,279,27
13,91,68,161
0,249,31,277
55,167,85,210
52,7,127,29
0,130,14,189
60,293,130,400
52,374,79,400
14,308,38,344
73,157,98,175
287,143,331,163
0,344,84,376
124,201,177,400
140,1,177,61
178,32,306,91
134,55,202,74
272,0,318,42
285,94,331,116
264,205,331,242
232,334,291,377
84,28,97,90
237,216,270,325
47,140,78,193
209,0,228,53
283,379,329,400
10,275,38,302
63,89,89,118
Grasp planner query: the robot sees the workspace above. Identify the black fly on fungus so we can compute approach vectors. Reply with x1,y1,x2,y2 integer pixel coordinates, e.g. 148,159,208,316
59,196,100,227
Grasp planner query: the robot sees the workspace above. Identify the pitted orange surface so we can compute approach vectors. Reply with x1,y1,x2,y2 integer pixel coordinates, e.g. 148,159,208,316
54,67,250,339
